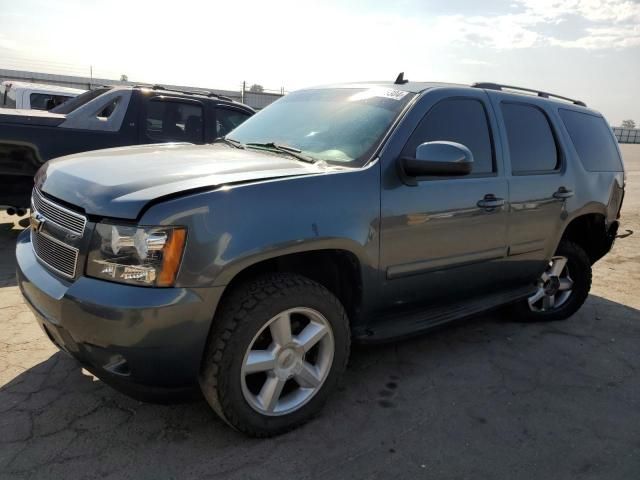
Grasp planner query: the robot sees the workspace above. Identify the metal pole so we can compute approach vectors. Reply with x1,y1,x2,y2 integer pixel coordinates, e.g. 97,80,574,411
89,65,93,89
241,81,245,104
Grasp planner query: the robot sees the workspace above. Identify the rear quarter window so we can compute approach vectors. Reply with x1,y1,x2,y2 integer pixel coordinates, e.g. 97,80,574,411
559,109,623,172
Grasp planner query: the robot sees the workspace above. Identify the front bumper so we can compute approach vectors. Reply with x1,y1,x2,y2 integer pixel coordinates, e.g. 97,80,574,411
16,229,224,397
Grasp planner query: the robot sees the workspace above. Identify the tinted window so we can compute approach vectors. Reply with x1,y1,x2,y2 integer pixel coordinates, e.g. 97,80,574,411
29,93,73,110
559,109,623,171
216,108,250,137
97,99,119,119
145,100,203,143
502,104,558,173
51,87,111,114
403,98,494,174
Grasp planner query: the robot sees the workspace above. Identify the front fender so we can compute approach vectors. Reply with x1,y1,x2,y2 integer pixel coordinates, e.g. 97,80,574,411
140,164,382,290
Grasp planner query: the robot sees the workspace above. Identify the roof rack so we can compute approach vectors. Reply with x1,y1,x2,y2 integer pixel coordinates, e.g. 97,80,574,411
472,82,586,107
133,84,233,102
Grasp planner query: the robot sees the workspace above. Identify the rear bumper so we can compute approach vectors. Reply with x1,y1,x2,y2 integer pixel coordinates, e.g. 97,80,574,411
16,229,224,396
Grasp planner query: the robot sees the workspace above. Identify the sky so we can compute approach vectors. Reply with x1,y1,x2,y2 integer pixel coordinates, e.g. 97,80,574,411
0,0,639,125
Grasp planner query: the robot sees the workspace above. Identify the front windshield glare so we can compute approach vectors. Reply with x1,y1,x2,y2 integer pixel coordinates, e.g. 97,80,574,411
228,88,414,165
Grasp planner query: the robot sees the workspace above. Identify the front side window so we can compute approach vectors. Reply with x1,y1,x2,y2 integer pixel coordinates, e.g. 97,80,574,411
216,108,251,137
145,100,203,143
228,88,415,165
502,103,559,174
402,98,495,175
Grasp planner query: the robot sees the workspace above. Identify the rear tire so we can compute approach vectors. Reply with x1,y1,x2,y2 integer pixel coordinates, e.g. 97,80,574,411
513,240,591,322
199,273,350,437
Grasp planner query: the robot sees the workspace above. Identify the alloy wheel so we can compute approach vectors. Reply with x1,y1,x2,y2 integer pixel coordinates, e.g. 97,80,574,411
528,256,574,312
240,307,335,416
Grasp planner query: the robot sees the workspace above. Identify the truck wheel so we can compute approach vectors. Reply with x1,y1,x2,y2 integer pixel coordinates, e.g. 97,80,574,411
199,273,350,437
514,240,591,322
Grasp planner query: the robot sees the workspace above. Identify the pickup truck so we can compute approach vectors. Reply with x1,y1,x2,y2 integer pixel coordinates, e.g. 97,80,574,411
16,78,624,437
0,85,254,211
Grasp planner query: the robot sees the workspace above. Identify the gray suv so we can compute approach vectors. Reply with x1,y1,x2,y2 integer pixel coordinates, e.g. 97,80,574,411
16,78,625,436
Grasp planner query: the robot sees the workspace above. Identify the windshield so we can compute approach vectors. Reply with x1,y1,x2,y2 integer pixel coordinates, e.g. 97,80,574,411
228,87,414,165
51,87,112,114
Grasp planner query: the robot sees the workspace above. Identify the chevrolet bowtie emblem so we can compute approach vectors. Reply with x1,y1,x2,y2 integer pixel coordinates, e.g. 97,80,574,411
30,211,46,233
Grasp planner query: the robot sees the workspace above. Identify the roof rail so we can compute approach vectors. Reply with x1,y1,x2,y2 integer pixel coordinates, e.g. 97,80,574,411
472,82,587,107
134,84,234,102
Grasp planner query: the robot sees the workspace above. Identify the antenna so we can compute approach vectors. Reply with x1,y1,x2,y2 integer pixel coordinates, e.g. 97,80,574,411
394,72,408,85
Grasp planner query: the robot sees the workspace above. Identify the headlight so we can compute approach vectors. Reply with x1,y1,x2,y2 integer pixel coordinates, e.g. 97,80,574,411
87,223,187,287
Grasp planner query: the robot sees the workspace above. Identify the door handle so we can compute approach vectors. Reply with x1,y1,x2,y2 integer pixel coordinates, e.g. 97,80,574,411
477,194,505,209
553,187,574,199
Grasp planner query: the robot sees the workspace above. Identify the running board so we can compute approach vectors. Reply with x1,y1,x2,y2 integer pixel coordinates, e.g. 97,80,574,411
354,285,535,343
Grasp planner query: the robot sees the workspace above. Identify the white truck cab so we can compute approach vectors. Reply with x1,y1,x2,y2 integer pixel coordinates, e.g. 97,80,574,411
0,81,85,110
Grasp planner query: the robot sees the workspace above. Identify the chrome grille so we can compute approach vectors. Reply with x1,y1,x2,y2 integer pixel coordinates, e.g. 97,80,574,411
31,188,86,236
31,230,79,278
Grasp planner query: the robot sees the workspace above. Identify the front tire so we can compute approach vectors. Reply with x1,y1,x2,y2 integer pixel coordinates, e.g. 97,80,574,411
514,240,592,322
199,273,350,437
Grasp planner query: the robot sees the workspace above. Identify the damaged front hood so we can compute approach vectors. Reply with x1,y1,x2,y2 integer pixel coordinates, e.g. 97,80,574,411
37,143,324,219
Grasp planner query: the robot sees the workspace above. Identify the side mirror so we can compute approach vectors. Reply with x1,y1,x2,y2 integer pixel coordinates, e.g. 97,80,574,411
399,141,473,184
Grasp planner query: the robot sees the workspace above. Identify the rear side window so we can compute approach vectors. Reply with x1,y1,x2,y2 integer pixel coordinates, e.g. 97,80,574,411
51,87,111,114
403,98,495,174
145,100,204,143
216,108,251,137
29,93,73,111
559,109,623,171
502,103,559,174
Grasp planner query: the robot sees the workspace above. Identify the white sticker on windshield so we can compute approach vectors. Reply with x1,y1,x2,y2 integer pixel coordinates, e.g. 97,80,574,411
348,88,409,102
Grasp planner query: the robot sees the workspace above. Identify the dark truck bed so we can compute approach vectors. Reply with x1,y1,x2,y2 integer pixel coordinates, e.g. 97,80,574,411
0,85,254,209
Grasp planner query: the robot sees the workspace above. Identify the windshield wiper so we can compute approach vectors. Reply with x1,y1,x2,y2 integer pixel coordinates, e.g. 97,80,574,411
213,137,245,149
245,142,316,164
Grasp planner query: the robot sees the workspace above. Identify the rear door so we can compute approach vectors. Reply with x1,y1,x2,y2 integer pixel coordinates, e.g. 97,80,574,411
489,94,571,282
379,88,510,311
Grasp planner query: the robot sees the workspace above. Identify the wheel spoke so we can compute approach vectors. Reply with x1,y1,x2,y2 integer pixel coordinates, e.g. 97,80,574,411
258,375,286,412
550,257,568,277
270,313,292,347
245,350,276,374
558,278,574,291
294,361,321,388
528,288,545,307
241,306,336,416
295,322,329,352
543,294,556,310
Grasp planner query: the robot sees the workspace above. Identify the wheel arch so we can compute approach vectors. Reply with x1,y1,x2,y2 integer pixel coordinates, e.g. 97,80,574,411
559,210,618,264
215,245,366,325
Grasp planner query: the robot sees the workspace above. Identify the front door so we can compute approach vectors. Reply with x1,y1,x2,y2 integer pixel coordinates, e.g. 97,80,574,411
379,90,509,312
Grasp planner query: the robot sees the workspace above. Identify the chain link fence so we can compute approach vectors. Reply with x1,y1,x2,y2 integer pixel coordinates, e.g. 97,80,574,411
612,127,640,144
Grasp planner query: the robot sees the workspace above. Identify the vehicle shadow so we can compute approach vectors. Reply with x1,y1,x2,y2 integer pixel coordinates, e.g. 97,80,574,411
1,294,639,478
0,213,27,287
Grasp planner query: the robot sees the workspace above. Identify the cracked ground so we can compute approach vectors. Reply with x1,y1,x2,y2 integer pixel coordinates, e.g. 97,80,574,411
1,145,639,480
